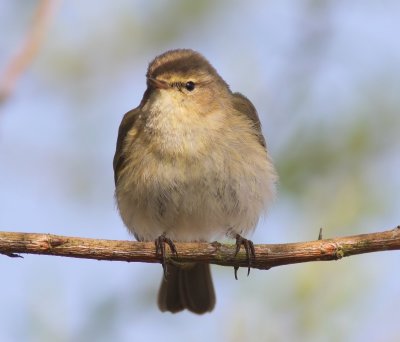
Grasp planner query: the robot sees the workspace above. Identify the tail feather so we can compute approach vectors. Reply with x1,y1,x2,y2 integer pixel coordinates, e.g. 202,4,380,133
158,263,215,314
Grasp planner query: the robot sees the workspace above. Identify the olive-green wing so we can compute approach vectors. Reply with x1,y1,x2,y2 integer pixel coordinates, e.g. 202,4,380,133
232,92,266,148
113,107,140,185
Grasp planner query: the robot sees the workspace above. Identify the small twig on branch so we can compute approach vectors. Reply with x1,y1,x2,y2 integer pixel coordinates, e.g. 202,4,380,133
318,227,323,240
1,226,399,270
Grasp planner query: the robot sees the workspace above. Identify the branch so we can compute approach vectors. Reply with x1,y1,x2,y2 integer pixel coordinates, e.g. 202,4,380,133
0,0,57,103
1,226,399,270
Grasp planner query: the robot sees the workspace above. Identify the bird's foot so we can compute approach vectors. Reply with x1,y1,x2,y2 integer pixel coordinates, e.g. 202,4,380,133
155,233,178,279
234,234,256,280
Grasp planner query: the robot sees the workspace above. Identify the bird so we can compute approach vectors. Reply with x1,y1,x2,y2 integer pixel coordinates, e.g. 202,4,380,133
113,49,277,314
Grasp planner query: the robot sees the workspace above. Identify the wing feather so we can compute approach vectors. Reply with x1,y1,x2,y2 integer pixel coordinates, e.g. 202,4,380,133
232,92,266,148
113,108,140,185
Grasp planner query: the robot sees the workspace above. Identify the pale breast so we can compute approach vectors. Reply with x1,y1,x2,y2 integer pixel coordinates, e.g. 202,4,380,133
115,106,277,242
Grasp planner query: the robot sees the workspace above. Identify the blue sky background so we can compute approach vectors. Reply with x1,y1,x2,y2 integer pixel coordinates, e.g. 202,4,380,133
1,1,400,341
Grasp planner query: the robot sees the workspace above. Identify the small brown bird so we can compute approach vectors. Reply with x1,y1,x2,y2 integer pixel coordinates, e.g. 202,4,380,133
113,49,277,314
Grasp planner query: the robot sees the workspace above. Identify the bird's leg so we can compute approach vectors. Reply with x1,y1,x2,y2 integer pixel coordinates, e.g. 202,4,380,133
234,234,256,280
155,233,178,280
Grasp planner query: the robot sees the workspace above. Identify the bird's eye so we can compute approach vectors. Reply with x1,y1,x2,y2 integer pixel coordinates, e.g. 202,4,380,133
185,81,195,91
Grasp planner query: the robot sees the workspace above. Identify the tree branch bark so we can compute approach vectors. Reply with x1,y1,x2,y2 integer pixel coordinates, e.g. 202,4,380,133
0,227,399,270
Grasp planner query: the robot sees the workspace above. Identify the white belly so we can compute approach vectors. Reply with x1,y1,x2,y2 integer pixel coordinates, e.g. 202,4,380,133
116,138,275,242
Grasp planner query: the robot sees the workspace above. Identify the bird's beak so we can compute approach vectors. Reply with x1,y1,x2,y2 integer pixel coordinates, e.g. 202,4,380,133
147,77,169,89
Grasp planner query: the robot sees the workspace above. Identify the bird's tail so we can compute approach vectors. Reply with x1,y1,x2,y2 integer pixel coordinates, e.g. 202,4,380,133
157,263,215,314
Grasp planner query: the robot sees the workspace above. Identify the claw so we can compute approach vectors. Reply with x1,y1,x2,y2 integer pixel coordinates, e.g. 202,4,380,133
234,265,239,280
154,233,178,280
234,234,256,279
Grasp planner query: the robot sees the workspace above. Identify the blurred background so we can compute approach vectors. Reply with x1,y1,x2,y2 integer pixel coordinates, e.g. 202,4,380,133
1,1,399,341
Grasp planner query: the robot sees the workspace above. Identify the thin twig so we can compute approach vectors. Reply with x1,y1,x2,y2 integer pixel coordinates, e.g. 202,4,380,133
1,226,399,270
0,0,57,103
